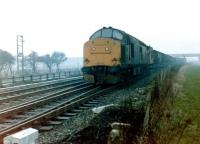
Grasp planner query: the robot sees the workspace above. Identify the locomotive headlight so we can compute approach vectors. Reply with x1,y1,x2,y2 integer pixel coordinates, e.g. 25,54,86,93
112,58,118,65
112,58,117,62
84,58,90,64
105,47,109,51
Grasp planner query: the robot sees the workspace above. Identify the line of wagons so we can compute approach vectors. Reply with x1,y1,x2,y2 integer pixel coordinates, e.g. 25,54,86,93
82,27,185,84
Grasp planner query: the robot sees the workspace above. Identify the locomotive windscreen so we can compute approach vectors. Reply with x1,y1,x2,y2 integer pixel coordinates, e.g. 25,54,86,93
90,28,123,40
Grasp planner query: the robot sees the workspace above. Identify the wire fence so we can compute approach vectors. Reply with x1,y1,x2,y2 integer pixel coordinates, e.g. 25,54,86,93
0,70,82,88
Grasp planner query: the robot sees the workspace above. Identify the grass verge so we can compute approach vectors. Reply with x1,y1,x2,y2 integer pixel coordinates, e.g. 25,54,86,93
150,64,200,144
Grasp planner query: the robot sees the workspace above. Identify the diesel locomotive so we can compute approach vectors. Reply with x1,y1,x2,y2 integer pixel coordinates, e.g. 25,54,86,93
82,27,184,84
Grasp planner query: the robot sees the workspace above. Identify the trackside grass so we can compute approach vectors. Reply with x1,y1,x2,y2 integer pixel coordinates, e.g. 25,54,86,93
146,64,200,144
173,64,200,143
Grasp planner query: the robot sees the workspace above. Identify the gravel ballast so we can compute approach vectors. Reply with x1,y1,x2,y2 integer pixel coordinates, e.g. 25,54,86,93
39,73,157,144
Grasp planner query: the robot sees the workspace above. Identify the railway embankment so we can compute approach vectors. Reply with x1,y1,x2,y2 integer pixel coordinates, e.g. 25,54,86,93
145,64,200,144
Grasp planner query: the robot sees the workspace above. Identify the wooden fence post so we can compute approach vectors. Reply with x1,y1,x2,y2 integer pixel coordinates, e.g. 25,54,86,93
12,76,15,86
22,76,25,83
0,78,2,88
30,75,33,82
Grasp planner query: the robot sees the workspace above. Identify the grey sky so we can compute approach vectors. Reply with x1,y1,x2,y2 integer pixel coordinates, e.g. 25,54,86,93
0,0,199,57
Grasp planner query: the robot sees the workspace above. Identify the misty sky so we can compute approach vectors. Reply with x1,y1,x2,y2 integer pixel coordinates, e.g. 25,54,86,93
0,0,199,57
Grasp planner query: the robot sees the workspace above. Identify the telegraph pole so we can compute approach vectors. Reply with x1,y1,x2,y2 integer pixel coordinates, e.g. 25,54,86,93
16,35,24,75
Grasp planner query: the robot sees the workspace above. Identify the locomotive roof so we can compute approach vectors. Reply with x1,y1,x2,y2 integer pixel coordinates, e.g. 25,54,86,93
90,27,125,40
90,27,148,47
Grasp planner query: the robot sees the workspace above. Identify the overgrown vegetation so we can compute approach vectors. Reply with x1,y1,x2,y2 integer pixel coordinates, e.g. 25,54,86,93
172,64,200,143
146,64,200,144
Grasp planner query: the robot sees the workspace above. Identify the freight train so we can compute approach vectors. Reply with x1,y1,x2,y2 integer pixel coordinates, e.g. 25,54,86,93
82,27,185,84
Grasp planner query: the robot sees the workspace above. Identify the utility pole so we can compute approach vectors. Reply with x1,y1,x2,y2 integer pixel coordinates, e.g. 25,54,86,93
16,35,24,75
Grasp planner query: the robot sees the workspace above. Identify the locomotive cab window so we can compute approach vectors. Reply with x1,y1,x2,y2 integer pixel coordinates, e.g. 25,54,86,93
102,28,112,38
90,30,101,39
113,30,123,40
90,28,124,41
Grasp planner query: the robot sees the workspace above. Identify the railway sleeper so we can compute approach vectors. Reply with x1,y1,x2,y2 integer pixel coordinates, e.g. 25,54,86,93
56,116,70,120
87,101,99,105
14,115,28,119
5,119,20,123
0,124,11,128
38,126,54,131
48,120,62,125
62,112,76,117
79,106,90,110
83,103,95,107
91,99,102,103
72,109,83,113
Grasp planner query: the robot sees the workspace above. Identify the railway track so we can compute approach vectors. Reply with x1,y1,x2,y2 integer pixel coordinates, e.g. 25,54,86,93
0,76,82,94
0,79,85,109
0,80,122,142
0,81,89,112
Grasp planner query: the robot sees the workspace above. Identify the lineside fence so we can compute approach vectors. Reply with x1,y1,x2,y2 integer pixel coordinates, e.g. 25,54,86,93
0,70,82,88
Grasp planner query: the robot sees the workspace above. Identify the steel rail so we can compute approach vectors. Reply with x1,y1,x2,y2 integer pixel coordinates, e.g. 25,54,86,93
0,77,82,96
0,80,85,104
0,84,93,119
0,84,119,142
